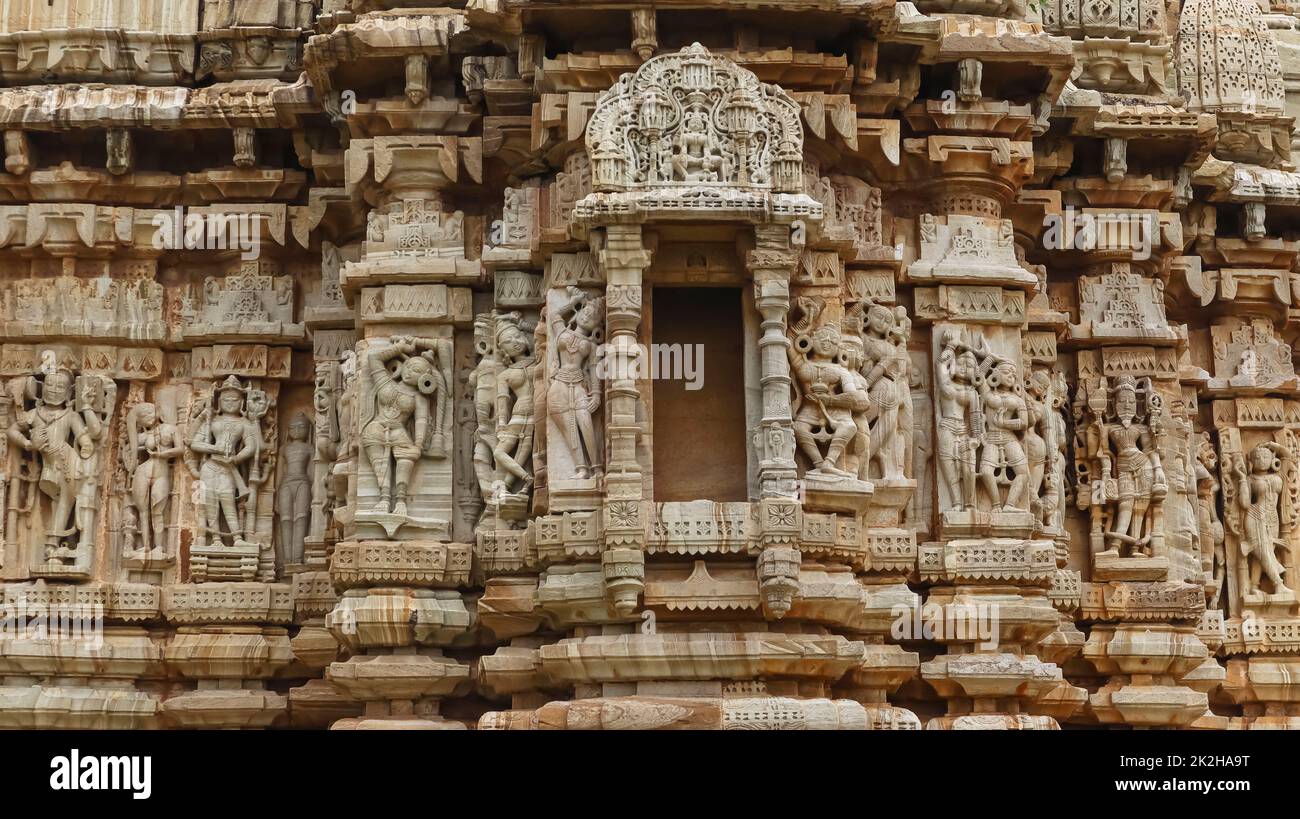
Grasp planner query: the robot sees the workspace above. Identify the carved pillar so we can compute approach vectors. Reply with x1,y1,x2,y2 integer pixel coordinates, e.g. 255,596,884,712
598,224,651,614
320,132,478,730
748,228,799,501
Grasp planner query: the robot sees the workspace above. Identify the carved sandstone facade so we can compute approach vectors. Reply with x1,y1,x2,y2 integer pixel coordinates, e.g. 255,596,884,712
1,0,1299,730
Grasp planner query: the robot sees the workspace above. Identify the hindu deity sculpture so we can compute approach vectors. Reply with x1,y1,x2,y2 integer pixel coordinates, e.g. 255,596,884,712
855,300,908,481
360,336,451,518
1076,374,1168,559
186,375,265,550
8,367,114,564
976,356,1031,514
492,312,538,501
276,412,314,567
122,401,182,555
788,298,869,479
548,287,604,480
1231,442,1291,598
935,330,983,511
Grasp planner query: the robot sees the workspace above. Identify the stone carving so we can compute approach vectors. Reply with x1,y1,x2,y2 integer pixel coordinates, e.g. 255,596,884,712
185,376,269,553
310,360,340,545
492,312,538,513
907,353,934,534
788,297,869,480
934,330,983,513
365,196,466,260
976,355,1031,514
0,275,164,342
468,313,499,520
1176,0,1286,114
1024,368,1069,535
357,336,453,526
330,351,359,533
586,42,803,192
7,365,115,573
1211,318,1296,388
1226,441,1294,602
547,288,604,481
121,400,181,558
847,300,910,482
276,412,313,568
1074,375,1168,560
1196,432,1227,609
3,0,1297,733
181,267,302,341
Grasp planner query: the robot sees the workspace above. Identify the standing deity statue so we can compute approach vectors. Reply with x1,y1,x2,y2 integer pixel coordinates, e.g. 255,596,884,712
854,301,907,481
1024,370,1052,524
976,356,1031,513
1231,442,1291,599
360,336,452,518
493,312,538,499
894,308,915,480
838,326,872,481
186,376,264,550
1106,376,1166,555
122,401,182,554
8,368,114,563
1195,432,1227,609
242,387,272,541
548,287,604,480
276,412,313,567
935,330,983,511
1076,374,1168,558
787,298,869,479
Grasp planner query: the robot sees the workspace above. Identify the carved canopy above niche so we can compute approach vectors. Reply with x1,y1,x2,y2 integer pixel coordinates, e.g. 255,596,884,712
584,42,804,194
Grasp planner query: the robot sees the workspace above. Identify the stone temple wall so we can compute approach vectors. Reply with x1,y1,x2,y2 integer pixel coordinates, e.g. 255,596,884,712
3,0,1300,730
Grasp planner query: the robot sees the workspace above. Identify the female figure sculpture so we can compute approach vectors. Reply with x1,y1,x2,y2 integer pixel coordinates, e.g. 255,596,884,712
859,302,907,481
493,313,538,497
1233,442,1290,597
548,288,604,480
360,336,448,517
935,330,982,511
123,401,181,554
976,357,1031,513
